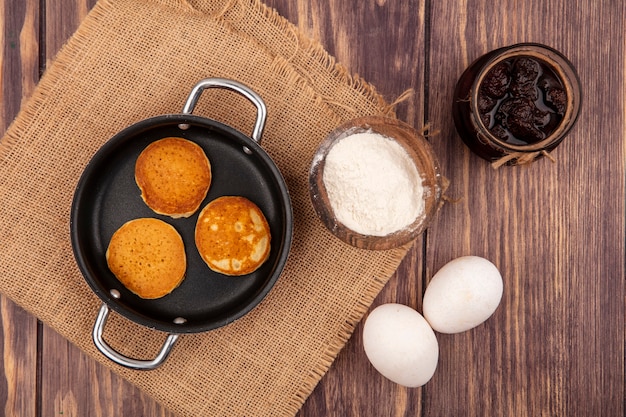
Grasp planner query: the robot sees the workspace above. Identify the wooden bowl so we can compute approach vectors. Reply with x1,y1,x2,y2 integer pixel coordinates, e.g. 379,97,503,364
309,116,444,250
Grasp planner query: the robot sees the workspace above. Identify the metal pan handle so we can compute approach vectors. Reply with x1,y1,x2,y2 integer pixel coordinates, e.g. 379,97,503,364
182,78,267,144
92,304,179,370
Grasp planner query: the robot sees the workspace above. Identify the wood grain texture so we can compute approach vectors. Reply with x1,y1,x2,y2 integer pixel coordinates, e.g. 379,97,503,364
1,0,39,130
40,325,176,416
0,1,40,416
0,299,38,417
0,0,624,416
45,0,93,59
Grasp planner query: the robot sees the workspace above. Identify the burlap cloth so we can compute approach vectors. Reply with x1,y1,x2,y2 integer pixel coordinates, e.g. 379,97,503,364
0,0,412,415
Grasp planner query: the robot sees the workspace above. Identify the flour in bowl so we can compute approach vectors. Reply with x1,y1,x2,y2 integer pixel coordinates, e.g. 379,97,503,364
322,131,425,236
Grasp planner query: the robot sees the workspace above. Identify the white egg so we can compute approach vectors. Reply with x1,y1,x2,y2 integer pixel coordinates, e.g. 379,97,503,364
362,303,438,388
423,256,503,334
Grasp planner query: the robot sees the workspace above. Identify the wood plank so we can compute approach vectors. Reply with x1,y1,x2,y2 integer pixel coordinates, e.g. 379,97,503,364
0,0,41,416
1,0,40,130
0,299,38,417
425,0,625,416
44,0,93,60
39,322,176,416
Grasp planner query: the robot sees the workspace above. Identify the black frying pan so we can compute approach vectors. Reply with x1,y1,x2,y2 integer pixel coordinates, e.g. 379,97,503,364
70,78,293,369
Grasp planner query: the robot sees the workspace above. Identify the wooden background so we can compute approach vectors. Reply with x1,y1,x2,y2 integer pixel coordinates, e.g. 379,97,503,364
1,0,624,416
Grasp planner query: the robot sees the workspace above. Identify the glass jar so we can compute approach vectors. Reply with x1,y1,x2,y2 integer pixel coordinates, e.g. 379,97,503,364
452,43,582,167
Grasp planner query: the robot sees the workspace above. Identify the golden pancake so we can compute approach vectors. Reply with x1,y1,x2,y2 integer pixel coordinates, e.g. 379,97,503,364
135,137,211,218
195,196,271,276
106,218,186,299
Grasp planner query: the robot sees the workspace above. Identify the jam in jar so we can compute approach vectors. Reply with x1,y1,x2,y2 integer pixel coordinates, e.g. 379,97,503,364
452,43,581,167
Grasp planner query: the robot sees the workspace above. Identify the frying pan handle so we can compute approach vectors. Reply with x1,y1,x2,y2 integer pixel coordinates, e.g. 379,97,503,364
92,304,180,370
182,78,267,144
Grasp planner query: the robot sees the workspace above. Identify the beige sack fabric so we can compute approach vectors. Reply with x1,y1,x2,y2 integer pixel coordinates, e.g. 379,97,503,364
0,0,411,415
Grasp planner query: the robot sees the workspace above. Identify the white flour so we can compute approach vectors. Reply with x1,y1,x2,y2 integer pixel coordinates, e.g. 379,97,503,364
322,131,425,236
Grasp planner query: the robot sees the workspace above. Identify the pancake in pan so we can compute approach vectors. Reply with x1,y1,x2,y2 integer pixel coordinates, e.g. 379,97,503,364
106,218,186,299
195,196,271,276
135,137,211,218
